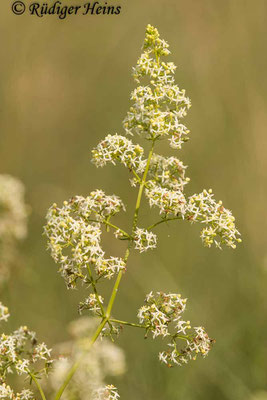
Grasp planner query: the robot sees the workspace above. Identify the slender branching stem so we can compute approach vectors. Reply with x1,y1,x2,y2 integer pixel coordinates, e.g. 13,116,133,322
28,371,47,400
110,319,147,329
54,140,156,400
105,250,129,318
103,220,131,238
88,219,131,239
105,139,156,321
86,265,106,317
132,140,155,232
131,169,142,183
54,317,108,400
147,216,182,231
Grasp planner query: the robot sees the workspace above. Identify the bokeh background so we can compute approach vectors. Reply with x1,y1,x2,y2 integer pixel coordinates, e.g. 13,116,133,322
1,0,267,399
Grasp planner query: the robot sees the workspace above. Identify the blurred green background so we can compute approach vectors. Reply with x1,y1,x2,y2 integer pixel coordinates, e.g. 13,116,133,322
1,0,267,399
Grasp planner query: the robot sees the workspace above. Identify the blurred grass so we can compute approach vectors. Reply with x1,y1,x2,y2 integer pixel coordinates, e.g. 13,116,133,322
1,0,267,399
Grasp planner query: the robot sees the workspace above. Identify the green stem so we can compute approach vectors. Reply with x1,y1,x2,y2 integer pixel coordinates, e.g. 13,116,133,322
110,319,148,329
54,141,155,400
131,168,142,183
54,317,107,400
147,216,182,231
28,371,47,400
106,140,155,320
88,219,131,239
104,220,131,238
86,265,106,317
105,248,130,318
132,141,155,232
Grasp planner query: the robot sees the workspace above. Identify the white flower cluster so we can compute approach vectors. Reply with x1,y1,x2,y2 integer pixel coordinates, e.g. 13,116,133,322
0,384,34,400
138,292,213,367
145,181,186,216
133,228,157,253
148,154,189,191
145,184,241,248
92,385,120,400
49,317,125,400
143,154,190,216
0,175,28,285
186,189,242,249
89,25,241,250
0,327,52,376
92,134,144,173
71,190,125,222
33,342,53,362
123,25,191,150
44,191,126,288
78,294,104,316
138,291,187,338
0,303,53,397
159,325,213,367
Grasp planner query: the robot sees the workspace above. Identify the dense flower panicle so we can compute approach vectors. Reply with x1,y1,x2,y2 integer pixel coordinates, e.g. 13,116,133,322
92,134,144,173
95,257,126,280
72,190,125,222
44,191,126,288
133,228,157,253
123,25,191,150
159,325,214,368
0,175,28,285
0,306,53,398
143,25,171,57
186,189,241,249
41,25,241,395
78,294,104,316
124,85,190,143
145,182,186,216
144,154,189,217
0,384,34,400
145,183,241,248
89,25,241,250
0,326,52,376
49,318,125,400
138,291,213,367
148,154,189,191
137,292,187,338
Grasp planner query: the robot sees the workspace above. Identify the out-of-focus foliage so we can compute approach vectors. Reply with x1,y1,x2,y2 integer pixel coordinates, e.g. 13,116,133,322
49,317,126,400
0,175,28,285
0,1,267,399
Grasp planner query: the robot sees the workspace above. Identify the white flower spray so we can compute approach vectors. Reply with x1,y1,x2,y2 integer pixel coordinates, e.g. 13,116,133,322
0,303,53,400
44,24,241,399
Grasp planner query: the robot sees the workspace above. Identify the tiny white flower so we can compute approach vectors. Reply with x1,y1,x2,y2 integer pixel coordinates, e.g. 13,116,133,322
133,228,157,252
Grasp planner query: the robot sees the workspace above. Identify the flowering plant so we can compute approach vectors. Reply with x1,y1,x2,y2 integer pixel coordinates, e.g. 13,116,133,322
0,303,53,400
1,25,241,400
